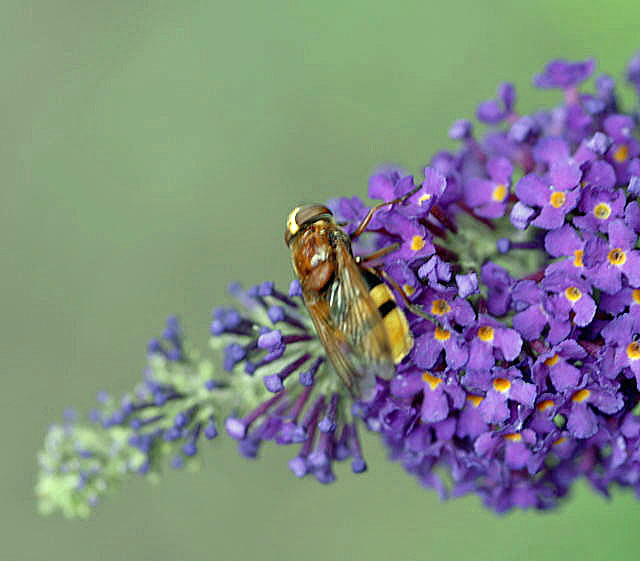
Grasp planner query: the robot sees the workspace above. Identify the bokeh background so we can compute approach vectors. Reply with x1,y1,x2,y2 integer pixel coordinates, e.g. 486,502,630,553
3,1,640,560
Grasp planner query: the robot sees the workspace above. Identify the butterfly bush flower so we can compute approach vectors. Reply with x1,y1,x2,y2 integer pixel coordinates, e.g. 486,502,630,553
38,51,640,517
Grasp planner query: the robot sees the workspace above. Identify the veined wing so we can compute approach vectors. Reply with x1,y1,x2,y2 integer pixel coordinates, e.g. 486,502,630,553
305,237,395,399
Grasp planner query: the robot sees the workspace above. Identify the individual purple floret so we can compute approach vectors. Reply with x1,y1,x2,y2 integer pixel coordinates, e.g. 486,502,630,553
464,157,513,218
534,58,595,90
476,82,516,125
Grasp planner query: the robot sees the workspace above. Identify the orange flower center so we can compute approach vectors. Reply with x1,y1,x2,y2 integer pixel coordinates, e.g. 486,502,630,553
627,342,640,361
431,299,451,316
608,248,627,266
593,202,611,220
422,371,442,390
564,286,582,303
477,326,495,342
614,144,629,163
411,235,426,251
550,191,566,208
403,284,416,297
536,399,555,411
492,184,507,202
571,389,590,403
493,377,511,393
544,354,560,367
434,326,451,341
418,193,432,205
573,249,584,268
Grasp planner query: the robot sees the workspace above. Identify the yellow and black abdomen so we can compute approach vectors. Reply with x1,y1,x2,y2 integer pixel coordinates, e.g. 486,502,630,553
360,269,413,364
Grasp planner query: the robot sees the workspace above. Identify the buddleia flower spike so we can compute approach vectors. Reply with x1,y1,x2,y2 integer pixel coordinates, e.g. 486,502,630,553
37,50,640,516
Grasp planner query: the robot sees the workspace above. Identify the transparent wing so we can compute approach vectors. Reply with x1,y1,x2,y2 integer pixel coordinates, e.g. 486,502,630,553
305,302,362,396
305,238,394,399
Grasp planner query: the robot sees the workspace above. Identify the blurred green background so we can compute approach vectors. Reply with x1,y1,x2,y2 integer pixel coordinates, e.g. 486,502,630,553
3,1,640,560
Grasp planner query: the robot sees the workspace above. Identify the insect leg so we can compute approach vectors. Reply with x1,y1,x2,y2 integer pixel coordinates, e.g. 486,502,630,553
372,266,435,323
355,243,401,265
350,184,422,240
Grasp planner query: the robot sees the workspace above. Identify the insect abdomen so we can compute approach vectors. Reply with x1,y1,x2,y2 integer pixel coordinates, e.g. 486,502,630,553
361,269,413,364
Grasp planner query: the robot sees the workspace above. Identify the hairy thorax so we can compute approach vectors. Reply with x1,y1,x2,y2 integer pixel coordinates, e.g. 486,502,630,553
290,221,343,293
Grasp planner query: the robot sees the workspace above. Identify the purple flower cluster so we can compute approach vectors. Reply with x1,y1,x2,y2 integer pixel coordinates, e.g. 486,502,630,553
39,52,640,518
213,281,370,482
211,53,640,512
340,55,640,512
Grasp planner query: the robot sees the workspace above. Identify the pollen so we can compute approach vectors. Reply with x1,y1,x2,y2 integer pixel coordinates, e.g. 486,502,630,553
593,202,611,220
544,354,560,367
477,326,495,342
608,248,627,266
492,183,507,202
504,433,522,442
434,326,451,341
571,389,591,403
467,394,483,407
431,299,451,316
537,399,555,411
564,286,582,302
627,342,640,361
632,289,640,305
418,193,432,205
550,191,566,208
613,144,629,163
493,377,511,393
573,249,584,267
553,436,567,446
411,235,426,251
422,371,443,390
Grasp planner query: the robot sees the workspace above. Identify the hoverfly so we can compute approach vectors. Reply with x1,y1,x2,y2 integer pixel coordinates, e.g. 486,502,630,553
284,188,423,399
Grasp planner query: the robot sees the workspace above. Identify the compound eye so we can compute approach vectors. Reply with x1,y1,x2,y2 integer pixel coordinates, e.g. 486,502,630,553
295,204,333,226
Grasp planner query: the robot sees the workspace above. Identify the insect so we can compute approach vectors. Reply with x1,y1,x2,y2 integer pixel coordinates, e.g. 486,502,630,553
284,190,423,399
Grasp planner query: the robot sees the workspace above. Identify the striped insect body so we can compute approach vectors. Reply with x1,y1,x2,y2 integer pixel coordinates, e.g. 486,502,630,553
285,204,413,398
